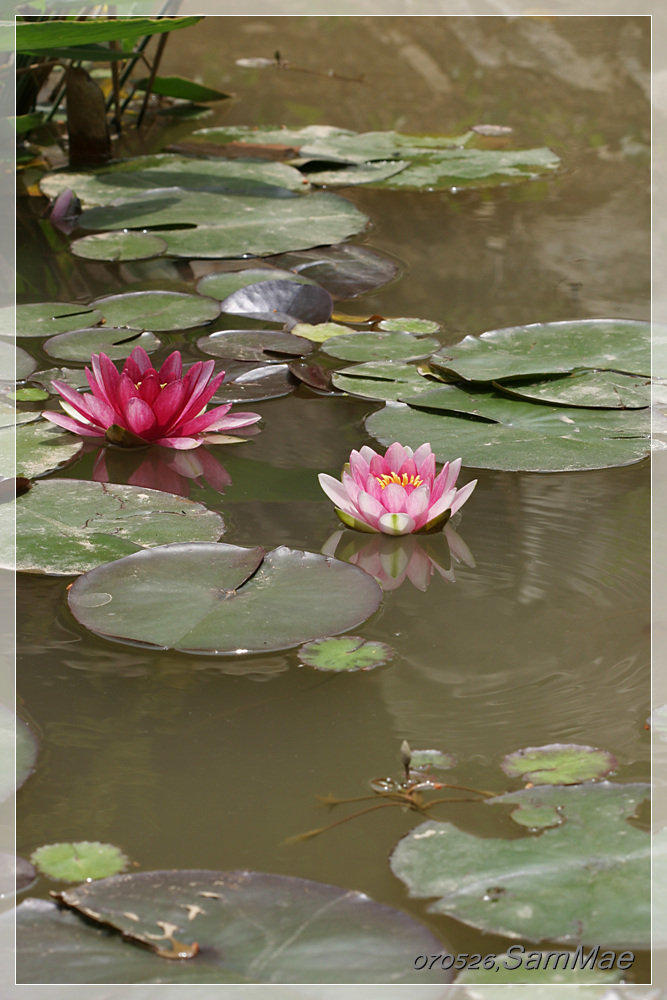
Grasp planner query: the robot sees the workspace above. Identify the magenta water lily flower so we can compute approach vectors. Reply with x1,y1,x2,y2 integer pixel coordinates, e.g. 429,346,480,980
44,347,261,450
318,442,477,536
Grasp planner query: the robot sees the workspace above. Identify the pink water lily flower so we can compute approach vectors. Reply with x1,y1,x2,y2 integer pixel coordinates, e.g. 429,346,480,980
318,442,477,536
44,347,261,450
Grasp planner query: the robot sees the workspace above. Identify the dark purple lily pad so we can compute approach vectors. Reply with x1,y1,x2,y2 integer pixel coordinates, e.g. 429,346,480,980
220,279,333,329
197,330,313,363
68,542,383,654
500,743,617,785
13,869,452,983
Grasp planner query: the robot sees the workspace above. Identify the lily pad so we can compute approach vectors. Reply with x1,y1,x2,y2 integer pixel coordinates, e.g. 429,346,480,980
431,319,651,382
365,399,650,472
408,749,456,771
0,399,42,428
297,635,395,672
0,854,36,899
494,370,651,409
3,479,225,575
31,842,129,882
29,367,91,393
508,804,564,831
78,189,369,260
370,146,560,190
41,155,308,206
5,420,84,478
212,364,296,403
68,543,383,654
220,279,333,328
390,781,650,948
10,302,103,338
15,869,451,984
71,232,168,262
197,330,313,362
291,321,354,343
500,744,617,786
332,361,438,401
92,291,220,332
0,704,38,803
1,341,36,382
324,331,440,363
379,317,441,334
44,328,161,363
268,244,400,299
196,268,314,301
305,160,410,186
9,388,49,402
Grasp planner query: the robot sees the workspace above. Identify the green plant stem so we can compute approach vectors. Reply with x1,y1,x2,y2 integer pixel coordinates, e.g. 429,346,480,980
136,31,169,127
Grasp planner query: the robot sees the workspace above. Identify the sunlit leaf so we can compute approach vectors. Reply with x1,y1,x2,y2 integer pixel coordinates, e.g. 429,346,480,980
500,744,617,785
16,16,202,51
134,75,231,102
297,635,395,671
220,279,333,328
324,331,439,363
268,244,400,299
31,842,128,882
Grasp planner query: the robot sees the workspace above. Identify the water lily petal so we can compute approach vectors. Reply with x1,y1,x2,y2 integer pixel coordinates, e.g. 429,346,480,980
335,508,379,533
358,490,386,528
449,478,477,515
152,379,186,431
380,481,408,513
118,372,140,411
123,396,157,438
378,511,416,535
158,351,183,383
385,442,409,472
138,372,161,406
122,346,153,383
42,411,105,437
406,484,430,522
318,473,359,517
152,435,202,449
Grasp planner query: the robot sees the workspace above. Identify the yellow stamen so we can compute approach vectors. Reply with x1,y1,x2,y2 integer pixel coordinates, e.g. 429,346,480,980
376,472,423,489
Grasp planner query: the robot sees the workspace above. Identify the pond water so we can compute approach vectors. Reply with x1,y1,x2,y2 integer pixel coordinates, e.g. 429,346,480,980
15,15,651,984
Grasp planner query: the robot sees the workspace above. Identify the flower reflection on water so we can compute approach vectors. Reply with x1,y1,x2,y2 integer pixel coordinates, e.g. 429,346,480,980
92,445,232,498
322,524,475,591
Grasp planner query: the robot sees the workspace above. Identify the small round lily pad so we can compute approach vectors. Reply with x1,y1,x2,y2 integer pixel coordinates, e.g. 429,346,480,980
408,749,456,771
323,331,439,363
378,317,440,334
44,328,161,363
71,231,168,262
297,635,394,672
30,842,128,882
500,743,617,785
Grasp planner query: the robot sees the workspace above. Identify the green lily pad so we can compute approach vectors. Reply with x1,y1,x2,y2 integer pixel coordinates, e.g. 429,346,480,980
9,302,103,338
501,744,617,785
507,804,564,830
297,635,395,672
41,155,308,207
197,330,313,362
494,370,651,409
332,361,438,401
291,321,354,343
0,704,38,803
269,244,399,299
390,781,650,948
30,842,129,882
9,388,49,402
68,543,383,654
365,399,650,472
78,189,369,260
0,341,36,382
14,870,451,984
71,232,168,262
3,420,84,479
29,367,91,393
135,75,230,102
431,319,650,382
324,332,440,363
91,291,220,332
457,953,622,986
378,317,441,334
0,399,42,427
196,268,314,301
305,160,410,186
44,328,161,363
3,479,225,575
370,146,560,190
16,16,202,51
408,749,456,771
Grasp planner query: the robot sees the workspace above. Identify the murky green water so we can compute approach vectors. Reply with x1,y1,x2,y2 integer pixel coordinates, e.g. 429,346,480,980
16,15,651,982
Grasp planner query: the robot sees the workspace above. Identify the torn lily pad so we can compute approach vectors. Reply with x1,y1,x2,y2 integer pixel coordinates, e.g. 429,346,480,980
3,479,226,575
91,291,220,332
500,743,617,785
11,302,103,338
